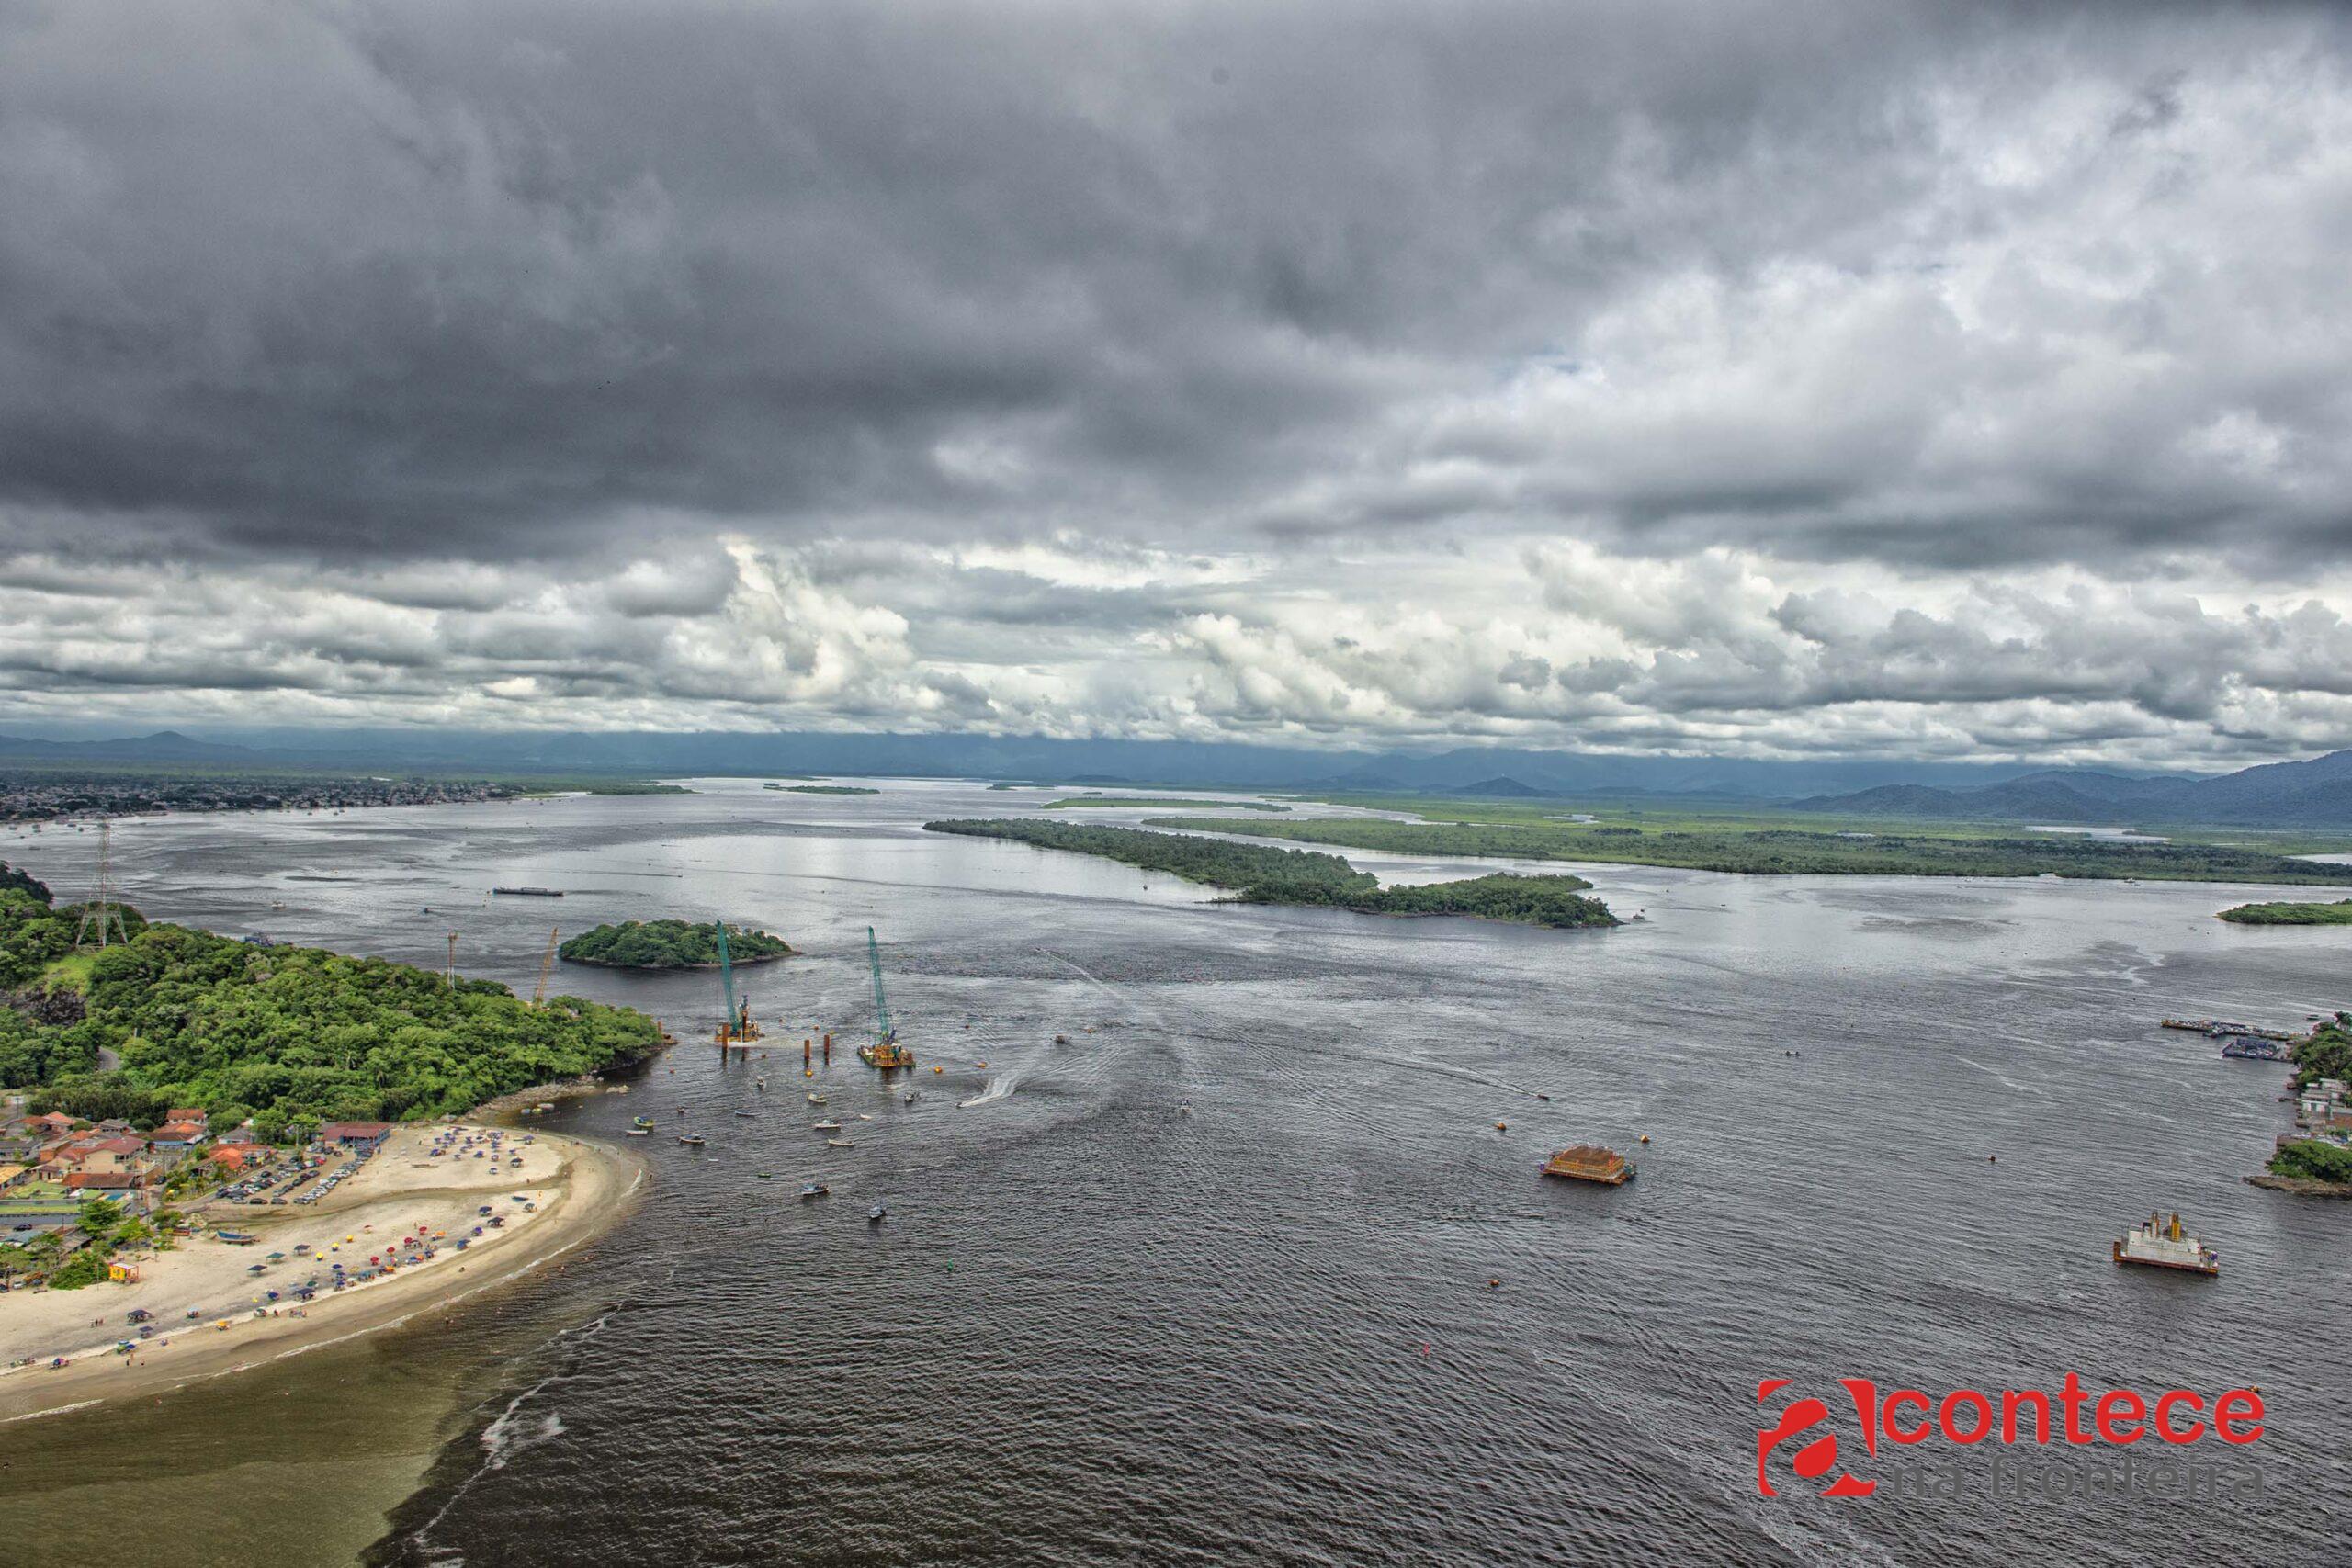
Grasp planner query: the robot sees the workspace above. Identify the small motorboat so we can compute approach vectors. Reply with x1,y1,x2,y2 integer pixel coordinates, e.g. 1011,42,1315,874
632,1116,655,1128
800,1183,830,1200
813,1119,841,1132
733,1111,759,1119
627,1127,648,1135
807,1093,827,1105
677,1134,706,1147
857,1112,874,1121
867,1205,887,1224
903,1090,920,1105
828,1138,854,1148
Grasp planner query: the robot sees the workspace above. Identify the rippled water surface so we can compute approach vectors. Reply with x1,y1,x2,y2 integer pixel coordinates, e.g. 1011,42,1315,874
5,780,2348,1565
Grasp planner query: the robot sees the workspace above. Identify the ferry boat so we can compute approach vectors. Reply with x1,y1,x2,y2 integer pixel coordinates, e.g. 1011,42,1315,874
1540,1145,1635,1185
2113,1212,2220,1276
2221,1037,2288,1062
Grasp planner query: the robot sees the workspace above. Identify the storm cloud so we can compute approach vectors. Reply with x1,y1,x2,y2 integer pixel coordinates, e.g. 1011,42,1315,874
4,0,2351,761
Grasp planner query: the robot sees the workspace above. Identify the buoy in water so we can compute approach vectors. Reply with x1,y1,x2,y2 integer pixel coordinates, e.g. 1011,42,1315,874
1638,1134,1650,1144
1495,1121,1508,1132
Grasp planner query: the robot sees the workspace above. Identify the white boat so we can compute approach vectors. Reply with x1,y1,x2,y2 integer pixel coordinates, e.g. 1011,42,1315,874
828,1138,854,1148
807,1093,827,1105
2113,1212,2220,1276
867,1205,887,1223
812,1119,841,1132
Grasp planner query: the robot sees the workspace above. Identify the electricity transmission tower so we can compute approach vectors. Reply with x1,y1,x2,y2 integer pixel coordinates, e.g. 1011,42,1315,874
75,819,132,948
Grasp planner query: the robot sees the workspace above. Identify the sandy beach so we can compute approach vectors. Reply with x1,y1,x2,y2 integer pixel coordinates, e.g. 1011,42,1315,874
0,1125,642,1424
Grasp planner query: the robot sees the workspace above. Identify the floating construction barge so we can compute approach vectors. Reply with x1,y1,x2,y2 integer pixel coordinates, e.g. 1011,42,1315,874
1540,1145,1635,1185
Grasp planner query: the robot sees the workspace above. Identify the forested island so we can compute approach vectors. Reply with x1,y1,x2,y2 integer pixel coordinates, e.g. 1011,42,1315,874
1045,796,1289,811
0,863,661,1137
558,919,793,969
1142,813,2352,885
764,783,880,795
2219,898,2352,925
923,820,1615,928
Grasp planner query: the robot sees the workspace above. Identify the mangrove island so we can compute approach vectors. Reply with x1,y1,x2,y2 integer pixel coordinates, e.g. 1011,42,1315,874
923,819,1615,928
557,919,794,969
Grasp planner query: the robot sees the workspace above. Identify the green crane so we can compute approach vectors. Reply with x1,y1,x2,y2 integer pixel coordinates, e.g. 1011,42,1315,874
714,920,754,1043
865,926,892,1045
858,926,912,1068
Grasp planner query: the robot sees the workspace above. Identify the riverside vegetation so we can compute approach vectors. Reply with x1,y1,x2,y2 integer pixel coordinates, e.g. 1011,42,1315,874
1140,807,2352,884
2267,1014,2352,1188
559,919,793,969
0,863,662,1139
923,820,1615,928
2218,898,2352,925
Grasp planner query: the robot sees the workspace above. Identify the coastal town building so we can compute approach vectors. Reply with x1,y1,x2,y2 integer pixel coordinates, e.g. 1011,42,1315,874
150,1120,208,1148
316,1122,393,1151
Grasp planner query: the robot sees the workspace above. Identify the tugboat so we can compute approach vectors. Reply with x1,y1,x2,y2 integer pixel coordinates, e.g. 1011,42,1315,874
1540,1145,1635,1185
2114,1212,2220,1276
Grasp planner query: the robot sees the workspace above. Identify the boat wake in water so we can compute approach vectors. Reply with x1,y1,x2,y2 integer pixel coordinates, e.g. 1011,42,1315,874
959,1073,1019,1109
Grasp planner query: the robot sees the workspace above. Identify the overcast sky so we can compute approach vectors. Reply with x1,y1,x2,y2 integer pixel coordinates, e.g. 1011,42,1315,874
4,0,2350,765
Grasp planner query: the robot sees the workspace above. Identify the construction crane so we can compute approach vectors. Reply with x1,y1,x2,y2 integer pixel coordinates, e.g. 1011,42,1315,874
714,920,759,1047
857,926,915,1069
532,927,560,1008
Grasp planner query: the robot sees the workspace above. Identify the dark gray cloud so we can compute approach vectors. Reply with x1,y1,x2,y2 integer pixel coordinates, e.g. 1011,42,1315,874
2,0,2350,761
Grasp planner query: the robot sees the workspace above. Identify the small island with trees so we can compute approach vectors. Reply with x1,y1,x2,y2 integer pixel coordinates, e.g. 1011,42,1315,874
923,819,1615,928
2218,898,2352,925
558,919,794,970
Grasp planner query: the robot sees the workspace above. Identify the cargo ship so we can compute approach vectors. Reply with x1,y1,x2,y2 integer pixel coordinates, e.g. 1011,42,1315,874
2220,1037,2288,1062
2112,1212,2219,1276
492,886,564,897
1540,1145,1635,1185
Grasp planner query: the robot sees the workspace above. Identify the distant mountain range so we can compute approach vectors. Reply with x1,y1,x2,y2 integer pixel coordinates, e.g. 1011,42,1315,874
3,725,2348,825
0,727,2107,796
1788,751,2352,827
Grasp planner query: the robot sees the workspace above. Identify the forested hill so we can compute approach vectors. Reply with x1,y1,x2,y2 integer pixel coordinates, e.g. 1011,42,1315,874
0,876,661,1139
559,919,792,969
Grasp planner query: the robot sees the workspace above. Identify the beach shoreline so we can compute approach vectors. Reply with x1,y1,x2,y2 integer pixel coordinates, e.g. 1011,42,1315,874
0,1127,643,1425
